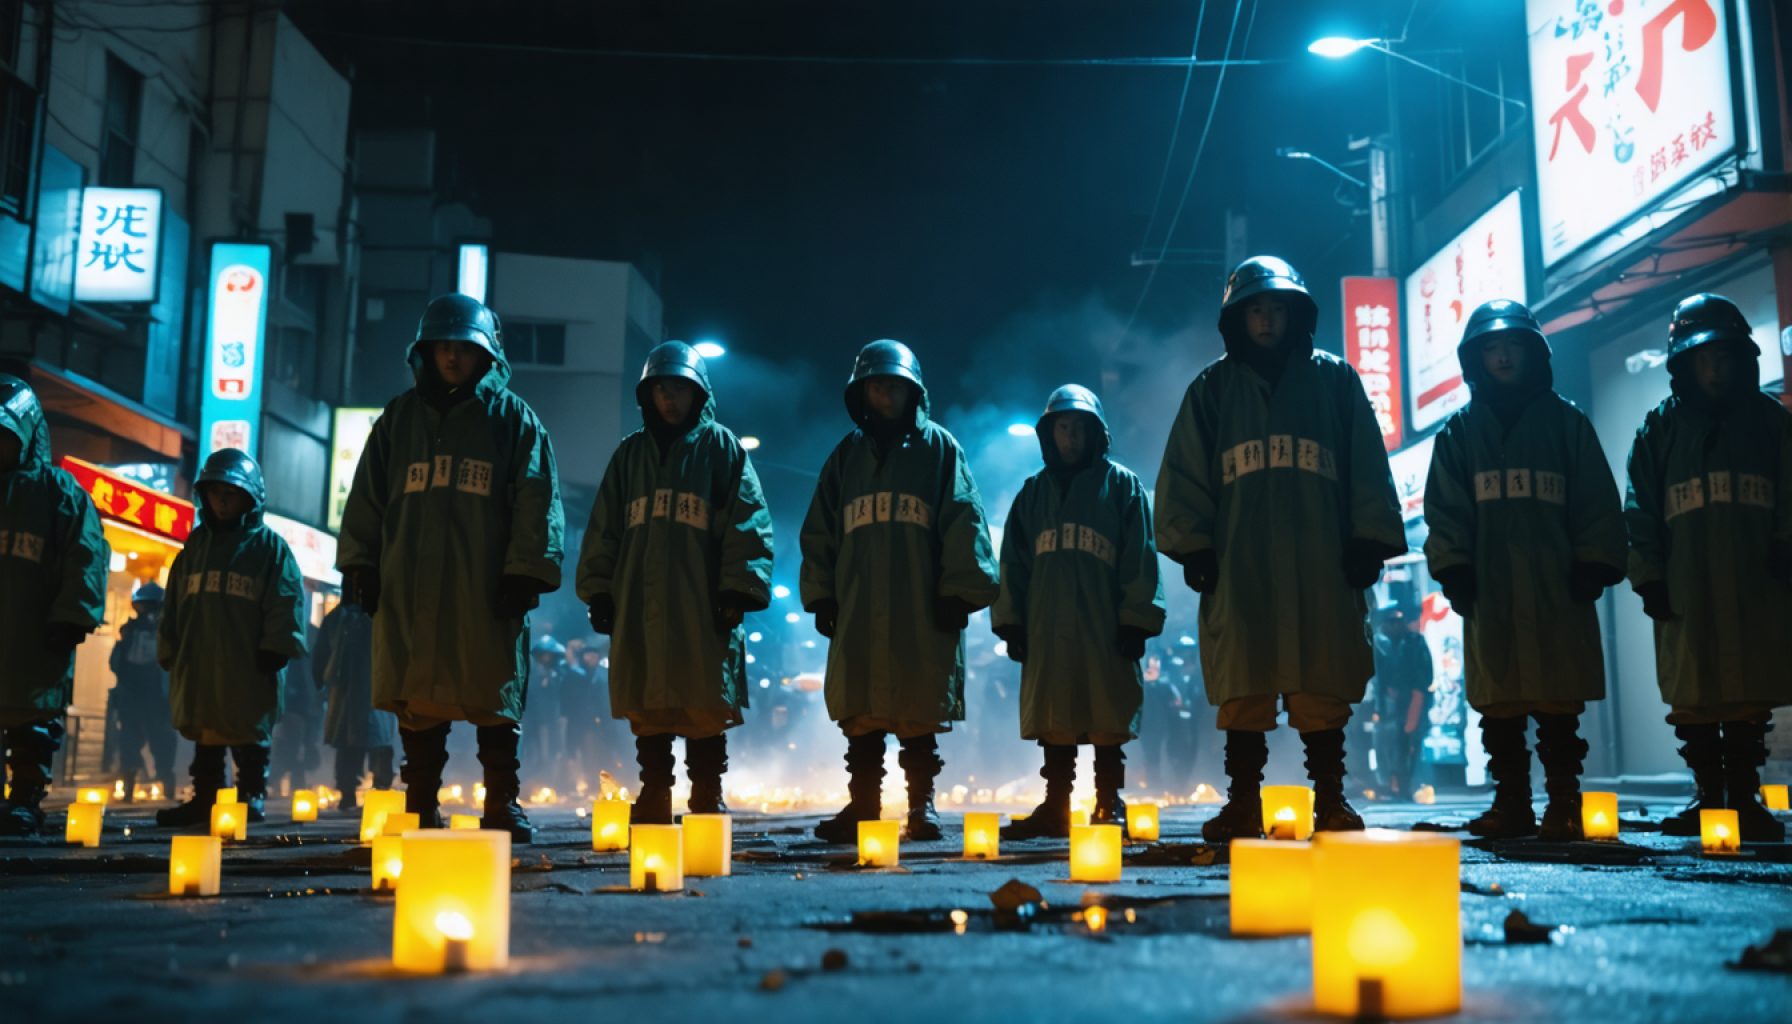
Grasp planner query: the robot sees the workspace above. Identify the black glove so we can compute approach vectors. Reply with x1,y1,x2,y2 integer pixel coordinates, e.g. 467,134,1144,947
1772,539,1792,588
588,594,616,635
1342,539,1389,590
1636,581,1675,622
1117,625,1151,661
994,626,1027,663
1182,549,1219,594
713,592,752,636
42,623,87,655
1434,566,1476,619
811,598,839,639
345,566,380,616
495,574,542,619
1568,562,1614,604
933,595,976,632
254,650,289,674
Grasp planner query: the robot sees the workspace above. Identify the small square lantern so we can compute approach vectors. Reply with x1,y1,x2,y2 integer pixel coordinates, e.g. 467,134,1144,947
211,802,247,842
1261,785,1315,840
1311,830,1460,1019
1580,791,1620,840
1229,839,1313,936
963,812,1000,859
1128,802,1161,842
857,819,901,868
683,814,732,877
392,831,510,973
291,789,318,823
168,836,221,896
1761,784,1789,812
75,786,109,807
591,798,630,851
360,790,406,844
381,812,420,838
65,802,103,847
629,824,685,891
372,835,405,891
450,814,482,831
1068,823,1123,883
1700,809,1741,855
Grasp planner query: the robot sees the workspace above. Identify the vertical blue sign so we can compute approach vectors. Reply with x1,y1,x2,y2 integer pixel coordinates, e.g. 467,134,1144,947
198,242,272,459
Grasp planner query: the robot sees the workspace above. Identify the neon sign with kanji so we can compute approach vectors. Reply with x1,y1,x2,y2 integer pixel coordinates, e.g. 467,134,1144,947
72,187,163,302
58,456,194,544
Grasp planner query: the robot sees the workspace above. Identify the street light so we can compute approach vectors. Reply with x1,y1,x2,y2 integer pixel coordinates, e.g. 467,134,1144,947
1006,423,1034,438
1308,36,1375,59
1275,147,1366,189
740,436,761,450
694,340,726,359
1307,35,1527,113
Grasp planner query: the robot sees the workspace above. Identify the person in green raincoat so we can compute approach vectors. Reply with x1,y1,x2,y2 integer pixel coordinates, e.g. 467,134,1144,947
993,384,1164,840
0,374,108,837
577,341,774,825
802,340,1001,844
1424,300,1626,841
1625,293,1792,843
337,294,565,843
154,448,307,826
1155,256,1405,841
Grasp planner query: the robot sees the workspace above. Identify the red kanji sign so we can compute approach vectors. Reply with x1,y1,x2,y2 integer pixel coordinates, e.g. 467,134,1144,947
1342,276,1404,452
58,456,194,544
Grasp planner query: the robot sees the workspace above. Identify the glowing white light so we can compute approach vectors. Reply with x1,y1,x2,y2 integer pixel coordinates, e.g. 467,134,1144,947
772,585,791,599
694,341,726,359
748,631,763,643
785,612,800,624
1309,36,1375,58
1006,423,1033,437
740,436,761,450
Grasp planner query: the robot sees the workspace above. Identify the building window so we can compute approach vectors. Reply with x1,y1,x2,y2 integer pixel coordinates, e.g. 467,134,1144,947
506,322,566,366
99,54,141,187
0,0,34,214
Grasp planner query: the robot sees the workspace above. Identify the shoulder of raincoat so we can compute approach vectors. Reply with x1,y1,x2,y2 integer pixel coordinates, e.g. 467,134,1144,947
332,341,565,725
575,391,774,725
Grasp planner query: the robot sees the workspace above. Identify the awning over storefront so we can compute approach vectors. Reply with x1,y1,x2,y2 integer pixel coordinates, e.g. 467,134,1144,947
28,359,191,467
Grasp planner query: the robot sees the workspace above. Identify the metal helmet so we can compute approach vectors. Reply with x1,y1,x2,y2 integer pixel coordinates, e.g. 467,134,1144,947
1457,299,1552,385
530,635,566,657
1218,256,1318,347
415,293,504,360
635,341,713,407
131,582,166,605
844,340,927,424
195,447,267,509
1036,384,1112,462
1665,293,1756,375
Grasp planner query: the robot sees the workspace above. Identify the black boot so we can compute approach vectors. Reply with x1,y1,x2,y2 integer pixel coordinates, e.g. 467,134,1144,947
1466,715,1537,838
476,723,534,844
231,743,271,823
1202,731,1268,842
400,724,450,828
898,734,943,841
633,733,676,825
1305,728,1365,832
1661,723,1724,836
122,769,139,804
1004,743,1075,840
685,734,729,815
1534,714,1588,841
156,744,227,828
370,746,396,790
814,732,886,844
1091,744,1129,831
0,720,63,837
1721,720,1784,843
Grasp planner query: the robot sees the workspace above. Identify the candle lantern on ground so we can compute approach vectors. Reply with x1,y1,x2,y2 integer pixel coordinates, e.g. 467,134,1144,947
1229,839,1313,936
1580,791,1620,840
372,836,405,891
683,814,732,877
381,812,420,838
629,824,685,891
75,786,109,807
1761,784,1789,812
360,789,406,844
1311,830,1460,1019
291,789,318,823
1068,823,1123,883
65,803,103,847
1700,809,1741,855
1128,803,1160,842
1260,785,1315,840
211,802,247,841
392,831,510,973
591,799,630,851
450,814,481,831
963,812,1000,859
857,820,901,868
168,836,222,896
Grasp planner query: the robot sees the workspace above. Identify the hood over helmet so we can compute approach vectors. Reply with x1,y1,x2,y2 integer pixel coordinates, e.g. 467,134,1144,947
195,447,267,526
408,293,512,394
1217,256,1319,357
0,374,51,472
844,339,930,429
1035,384,1112,467
1665,292,1759,379
635,341,716,430
1457,299,1555,394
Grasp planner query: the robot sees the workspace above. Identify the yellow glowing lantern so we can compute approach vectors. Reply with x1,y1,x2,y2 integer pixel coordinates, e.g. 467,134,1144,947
591,798,631,851
1700,809,1741,855
1761,784,1789,812
372,835,405,891
168,836,222,896
1580,791,1620,840
857,819,901,868
629,824,685,891
65,803,103,848
76,786,109,807
450,814,482,831
216,787,237,805
211,802,247,842
683,813,732,877
1261,785,1315,840
1070,808,1092,827
112,779,125,800
291,790,318,823
1069,823,1123,883
1312,830,1460,1019
1083,905,1109,934
381,812,420,838
1229,839,1313,936
392,831,510,973
963,812,1000,859
1128,803,1161,842
360,790,406,844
